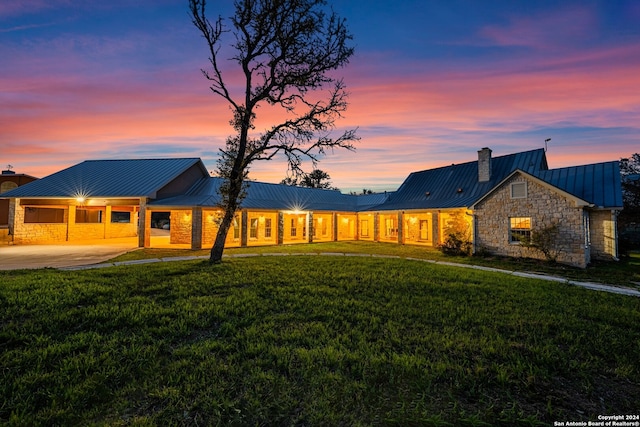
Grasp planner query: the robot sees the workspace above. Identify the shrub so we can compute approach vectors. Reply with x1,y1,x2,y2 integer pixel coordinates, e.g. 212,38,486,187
514,222,563,262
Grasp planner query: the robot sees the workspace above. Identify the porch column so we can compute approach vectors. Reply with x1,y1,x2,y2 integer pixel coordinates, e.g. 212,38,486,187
191,207,203,250
277,212,284,245
241,210,248,247
308,212,314,243
333,212,338,241
398,212,404,244
138,198,150,248
374,213,380,242
7,198,16,239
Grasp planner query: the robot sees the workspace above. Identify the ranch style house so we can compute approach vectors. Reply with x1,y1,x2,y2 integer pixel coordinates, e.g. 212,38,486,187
1,147,622,268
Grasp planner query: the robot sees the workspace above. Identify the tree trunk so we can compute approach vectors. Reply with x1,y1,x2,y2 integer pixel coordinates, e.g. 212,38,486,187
209,206,235,263
210,173,244,263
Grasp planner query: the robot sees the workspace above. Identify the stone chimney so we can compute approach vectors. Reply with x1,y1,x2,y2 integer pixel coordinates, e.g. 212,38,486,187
478,147,492,182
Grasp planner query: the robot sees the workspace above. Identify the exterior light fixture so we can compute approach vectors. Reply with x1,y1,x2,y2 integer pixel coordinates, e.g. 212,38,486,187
457,188,463,193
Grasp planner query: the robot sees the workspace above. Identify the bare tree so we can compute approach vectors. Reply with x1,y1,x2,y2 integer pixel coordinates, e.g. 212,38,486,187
189,0,358,263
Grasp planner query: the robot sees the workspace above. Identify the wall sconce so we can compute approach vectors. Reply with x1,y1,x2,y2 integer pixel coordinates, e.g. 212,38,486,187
410,216,418,224
259,216,265,223
318,217,323,223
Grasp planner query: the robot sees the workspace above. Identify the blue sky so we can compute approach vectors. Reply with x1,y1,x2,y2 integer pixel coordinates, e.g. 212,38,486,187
2,0,639,192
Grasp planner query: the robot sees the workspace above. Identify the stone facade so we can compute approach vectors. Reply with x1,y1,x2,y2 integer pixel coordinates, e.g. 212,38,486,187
8,200,138,244
170,210,193,244
474,174,588,267
9,200,69,245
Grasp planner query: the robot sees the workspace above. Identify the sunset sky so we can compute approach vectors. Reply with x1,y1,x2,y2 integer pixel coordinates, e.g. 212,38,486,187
2,0,639,193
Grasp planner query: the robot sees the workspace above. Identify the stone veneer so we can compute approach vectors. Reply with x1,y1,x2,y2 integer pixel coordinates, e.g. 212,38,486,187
9,200,138,244
474,174,588,268
9,199,68,244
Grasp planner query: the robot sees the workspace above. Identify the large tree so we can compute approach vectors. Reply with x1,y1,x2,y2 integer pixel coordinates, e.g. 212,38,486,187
189,0,358,263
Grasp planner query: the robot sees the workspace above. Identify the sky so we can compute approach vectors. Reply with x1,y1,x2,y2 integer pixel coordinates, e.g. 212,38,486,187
2,0,639,193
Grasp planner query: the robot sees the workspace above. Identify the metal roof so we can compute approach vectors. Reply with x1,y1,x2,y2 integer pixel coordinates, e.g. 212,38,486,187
373,148,548,210
150,177,393,212
531,161,623,208
0,158,205,199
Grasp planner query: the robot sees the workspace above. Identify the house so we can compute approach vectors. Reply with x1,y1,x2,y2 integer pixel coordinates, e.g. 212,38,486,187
1,147,622,268
0,167,38,243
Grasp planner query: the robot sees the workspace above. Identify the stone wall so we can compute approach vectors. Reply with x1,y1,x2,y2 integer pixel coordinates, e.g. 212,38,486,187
170,210,192,244
475,174,588,267
10,201,69,244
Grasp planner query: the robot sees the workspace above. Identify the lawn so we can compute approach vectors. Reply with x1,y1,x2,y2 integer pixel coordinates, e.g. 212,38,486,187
1,254,639,426
114,241,640,289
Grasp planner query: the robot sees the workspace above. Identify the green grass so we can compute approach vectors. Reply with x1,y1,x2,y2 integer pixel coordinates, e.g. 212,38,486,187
1,255,639,426
114,241,640,288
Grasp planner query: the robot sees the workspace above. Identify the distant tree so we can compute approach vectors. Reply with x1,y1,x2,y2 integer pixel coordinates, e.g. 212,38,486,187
281,169,337,190
349,188,373,195
619,154,640,251
280,176,299,186
301,169,336,189
620,154,640,212
190,0,358,263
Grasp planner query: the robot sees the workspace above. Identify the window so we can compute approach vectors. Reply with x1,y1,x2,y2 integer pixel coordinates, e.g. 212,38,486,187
360,220,369,237
0,181,17,194
419,220,429,240
385,218,397,238
76,207,103,223
511,182,527,199
232,217,240,239
24,207,65,223
290,218,297,237
265,218,272,238
314,218,328,237
250,218,258,239
510,217,531,243
111,211,131,223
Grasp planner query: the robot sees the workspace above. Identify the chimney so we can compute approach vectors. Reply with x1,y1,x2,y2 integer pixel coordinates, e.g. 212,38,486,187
1,170,15,175
478,147,492,182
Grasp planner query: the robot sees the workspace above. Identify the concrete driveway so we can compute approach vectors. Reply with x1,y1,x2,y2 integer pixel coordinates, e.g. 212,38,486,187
0,238,139,270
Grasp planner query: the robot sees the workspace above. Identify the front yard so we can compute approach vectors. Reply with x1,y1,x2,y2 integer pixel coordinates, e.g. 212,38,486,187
1,253,639,426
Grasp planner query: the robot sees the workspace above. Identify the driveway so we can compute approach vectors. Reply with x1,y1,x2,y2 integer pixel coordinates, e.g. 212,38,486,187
0,238,139,270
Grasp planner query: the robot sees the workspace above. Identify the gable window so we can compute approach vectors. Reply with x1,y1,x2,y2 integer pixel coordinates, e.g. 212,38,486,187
510,182,527,199
0,181,17,194
510,217,531,243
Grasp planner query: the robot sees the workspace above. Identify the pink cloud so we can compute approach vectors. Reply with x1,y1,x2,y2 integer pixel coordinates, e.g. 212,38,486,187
478,4,598,50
